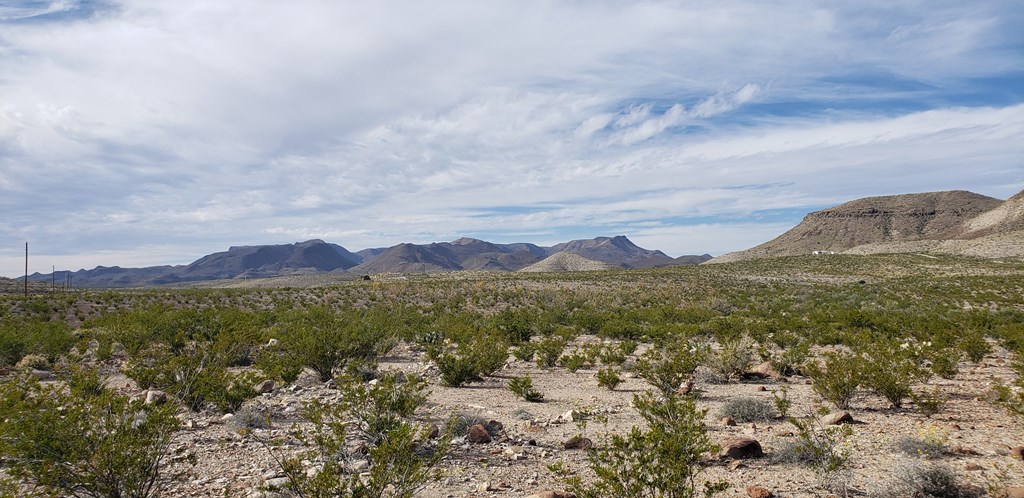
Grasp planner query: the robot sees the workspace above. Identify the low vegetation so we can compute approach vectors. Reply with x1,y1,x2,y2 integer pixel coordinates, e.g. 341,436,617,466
0,253,1022,496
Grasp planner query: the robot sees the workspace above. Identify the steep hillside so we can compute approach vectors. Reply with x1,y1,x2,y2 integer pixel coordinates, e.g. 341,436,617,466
547,235,674,268
351,243,463,274
711,190,1002,263
518,252,615,272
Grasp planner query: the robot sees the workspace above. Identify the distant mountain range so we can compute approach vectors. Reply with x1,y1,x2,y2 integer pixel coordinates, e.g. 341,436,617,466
710,188,1024,263
29,235,712,288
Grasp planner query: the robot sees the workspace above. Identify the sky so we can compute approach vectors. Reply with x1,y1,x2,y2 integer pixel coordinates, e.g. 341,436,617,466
1,1,1023,277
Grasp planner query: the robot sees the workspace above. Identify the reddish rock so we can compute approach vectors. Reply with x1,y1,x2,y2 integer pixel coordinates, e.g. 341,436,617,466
964,463,984,471
468,423,492,444
721,416,737,427
720,437,763,459
1010,446,1024,460
747,485,774,498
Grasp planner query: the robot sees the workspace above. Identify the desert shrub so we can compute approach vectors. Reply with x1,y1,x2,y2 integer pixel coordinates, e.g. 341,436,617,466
869,461,980,498
0,318,75,367
435,351,480,387
554,391,727,498
0,369,180,498
15,352,49,371
858,341,930,409
535,336,567,368
803,350,862,410
910,386,947,418
431,333,508,387
717,397,777,423
635,340,708,396
925,347,961,379
270,373,449,498
125,344,262,413
597,342,628,366
764,339,811,376
336,372,429,444
893,425,948,459
232,406,272,431
991,350,1024,422
255,344,305,384
512,342,536,362
508,376,544,402
772,386,793,419
957,330,992,363
561,352,592,372
596,368,621,390
709,335,756,380
776,410,854,493
278,306,395,382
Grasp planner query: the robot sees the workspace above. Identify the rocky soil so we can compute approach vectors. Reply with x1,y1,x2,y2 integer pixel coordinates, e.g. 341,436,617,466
130,339,1024,498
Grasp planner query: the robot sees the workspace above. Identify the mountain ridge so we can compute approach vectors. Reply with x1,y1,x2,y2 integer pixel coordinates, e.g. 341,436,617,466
29,235,707,287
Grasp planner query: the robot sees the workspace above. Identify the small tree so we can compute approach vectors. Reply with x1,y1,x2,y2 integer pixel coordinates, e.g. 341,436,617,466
555,391,726,498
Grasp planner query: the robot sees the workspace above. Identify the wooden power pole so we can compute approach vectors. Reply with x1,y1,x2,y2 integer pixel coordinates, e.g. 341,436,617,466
24,242,28,298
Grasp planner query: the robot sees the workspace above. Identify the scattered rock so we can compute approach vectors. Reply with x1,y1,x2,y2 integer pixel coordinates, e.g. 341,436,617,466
253,379,275,394
525,491,576,498
563,436,593,450
964,462,984,471
721,416,737,427
820,411,854,425
468,424,492,444
1000,487,1024,498
720,437,763,459
748,362,783,380
477,481,497,492
676,380,695,395
554,410,580,424
747,485,774,498
266,338,279,347
145,390,168,405
1010,446,1024,460
29,369,55,381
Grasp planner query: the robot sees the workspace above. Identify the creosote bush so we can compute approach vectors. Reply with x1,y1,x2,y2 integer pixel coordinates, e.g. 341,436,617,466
803,350,862,410
635,340,708,396
553,391,727,498
717,396,777,423
596,367,621,391
0,369,182,498
508,375,544,402
869,461,980,498
269,370,449,498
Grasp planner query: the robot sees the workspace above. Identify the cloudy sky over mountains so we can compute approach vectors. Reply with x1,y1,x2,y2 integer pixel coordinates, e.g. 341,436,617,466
1,1,1022,276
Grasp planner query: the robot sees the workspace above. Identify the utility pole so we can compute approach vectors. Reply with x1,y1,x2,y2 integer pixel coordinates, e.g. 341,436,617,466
24,242,28,298
52,265,55,291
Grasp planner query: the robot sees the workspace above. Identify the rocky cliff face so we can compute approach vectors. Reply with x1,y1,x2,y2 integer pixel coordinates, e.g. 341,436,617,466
711,190,1012,263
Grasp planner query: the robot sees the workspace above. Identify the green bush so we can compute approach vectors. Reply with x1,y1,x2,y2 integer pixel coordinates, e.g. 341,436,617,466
279,306,395,382
125,344,262,413
596,367,621,391
717,397,777,423
554,392,727,498
634,341,708,396
777,410,854,493
803,350,862,410
561,352,592,372
269,372,449,498
508,376,544,402
535,336,567,368
858,341,930,409
709,335,756,380
0,369,181,498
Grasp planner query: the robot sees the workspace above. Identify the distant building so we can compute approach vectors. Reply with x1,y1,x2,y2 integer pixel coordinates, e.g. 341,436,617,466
812,250,837,255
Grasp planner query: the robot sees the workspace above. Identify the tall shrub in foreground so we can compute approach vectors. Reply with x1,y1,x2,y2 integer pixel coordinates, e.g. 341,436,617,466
554,391,727,498
0,369,181,498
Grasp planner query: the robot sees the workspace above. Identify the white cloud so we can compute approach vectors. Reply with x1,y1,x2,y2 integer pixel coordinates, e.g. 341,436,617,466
0,1,1021,276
